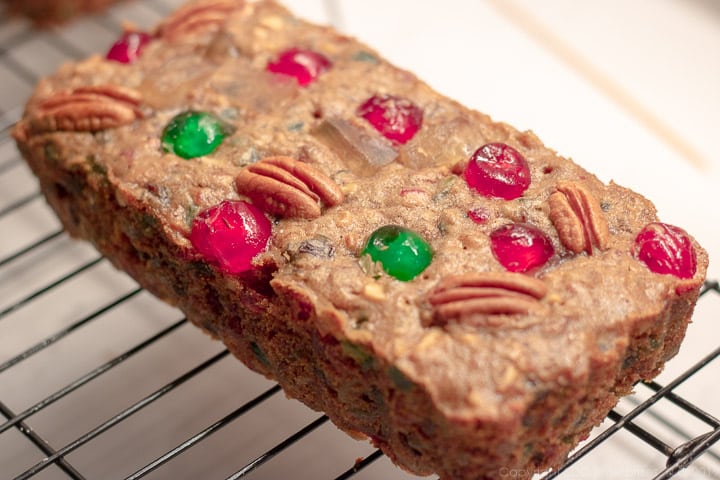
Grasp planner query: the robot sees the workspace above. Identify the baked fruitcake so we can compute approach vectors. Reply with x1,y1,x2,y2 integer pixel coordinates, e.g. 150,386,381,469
3,0,123,25
12,0,708,478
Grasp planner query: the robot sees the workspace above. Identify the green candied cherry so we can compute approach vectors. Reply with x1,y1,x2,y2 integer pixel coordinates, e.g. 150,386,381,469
361,225,433,281
162,111,230,159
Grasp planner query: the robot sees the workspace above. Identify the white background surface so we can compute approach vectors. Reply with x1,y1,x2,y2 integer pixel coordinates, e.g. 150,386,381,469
0,0,718,479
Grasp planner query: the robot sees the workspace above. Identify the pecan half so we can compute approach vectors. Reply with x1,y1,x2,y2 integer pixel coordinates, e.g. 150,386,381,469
28,85,143,134
157,0,243,39
549,182,609,254
427,272,547,327
236,156,344,219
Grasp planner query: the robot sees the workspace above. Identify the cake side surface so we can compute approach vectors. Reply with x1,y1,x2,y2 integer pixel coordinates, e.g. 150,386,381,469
12,0,708,478
3,0,125,25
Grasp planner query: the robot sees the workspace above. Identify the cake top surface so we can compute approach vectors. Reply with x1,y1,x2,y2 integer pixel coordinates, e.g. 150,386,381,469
14,0,708,420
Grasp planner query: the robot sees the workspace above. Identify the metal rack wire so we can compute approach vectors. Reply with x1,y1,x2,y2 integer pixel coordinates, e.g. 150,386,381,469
0,2,719,479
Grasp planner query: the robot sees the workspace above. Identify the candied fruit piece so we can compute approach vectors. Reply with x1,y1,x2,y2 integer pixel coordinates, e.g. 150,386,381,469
634,222,697,279
189,200,271,274
361,225,433,281
311,117,398,177
357,94,423,144
106,31,152,64
464,143,531,200
468,207,490,224
266,48,332,86
490,223,554,273
162,111,229,159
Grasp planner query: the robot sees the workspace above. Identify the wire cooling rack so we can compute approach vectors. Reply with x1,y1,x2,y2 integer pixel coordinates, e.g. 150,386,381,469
1,1,719,479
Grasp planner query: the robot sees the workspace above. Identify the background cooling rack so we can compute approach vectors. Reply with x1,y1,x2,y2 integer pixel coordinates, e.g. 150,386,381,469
1,0,719,478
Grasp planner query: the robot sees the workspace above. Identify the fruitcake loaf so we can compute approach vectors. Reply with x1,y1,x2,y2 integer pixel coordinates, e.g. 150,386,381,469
12,0,708,478
3,0,123,25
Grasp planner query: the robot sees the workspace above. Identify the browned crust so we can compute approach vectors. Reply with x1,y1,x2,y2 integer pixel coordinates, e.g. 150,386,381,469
3,0,125,25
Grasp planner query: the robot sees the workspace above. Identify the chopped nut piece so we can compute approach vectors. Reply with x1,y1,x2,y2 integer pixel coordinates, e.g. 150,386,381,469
496,365,520,392
259,15,284,30
415,329,444,353
341,182,359,196
362,281,386,301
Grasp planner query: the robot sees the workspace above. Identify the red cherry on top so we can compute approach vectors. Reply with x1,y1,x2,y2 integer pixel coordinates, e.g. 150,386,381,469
106,31,153,64
464,143,531,200
266,48,332,86
490,223,554,273
189,200,272,274
357,94,423,144
634,222,697,279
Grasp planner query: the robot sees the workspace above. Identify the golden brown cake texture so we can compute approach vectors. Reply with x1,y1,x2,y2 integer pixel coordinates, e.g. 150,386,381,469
3,0,124,25
11,0,708,478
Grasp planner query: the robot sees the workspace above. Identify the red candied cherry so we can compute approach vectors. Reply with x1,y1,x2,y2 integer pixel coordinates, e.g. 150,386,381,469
266,48,332,86
468,207,490,224
357,94,423,144
106,31,153,64
634,222,697,279
490,223,554,273
464,143,531,200
189,200,272,274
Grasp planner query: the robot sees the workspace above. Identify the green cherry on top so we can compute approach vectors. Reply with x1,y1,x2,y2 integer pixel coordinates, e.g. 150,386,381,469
361,225,433,281
162,111,229,159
